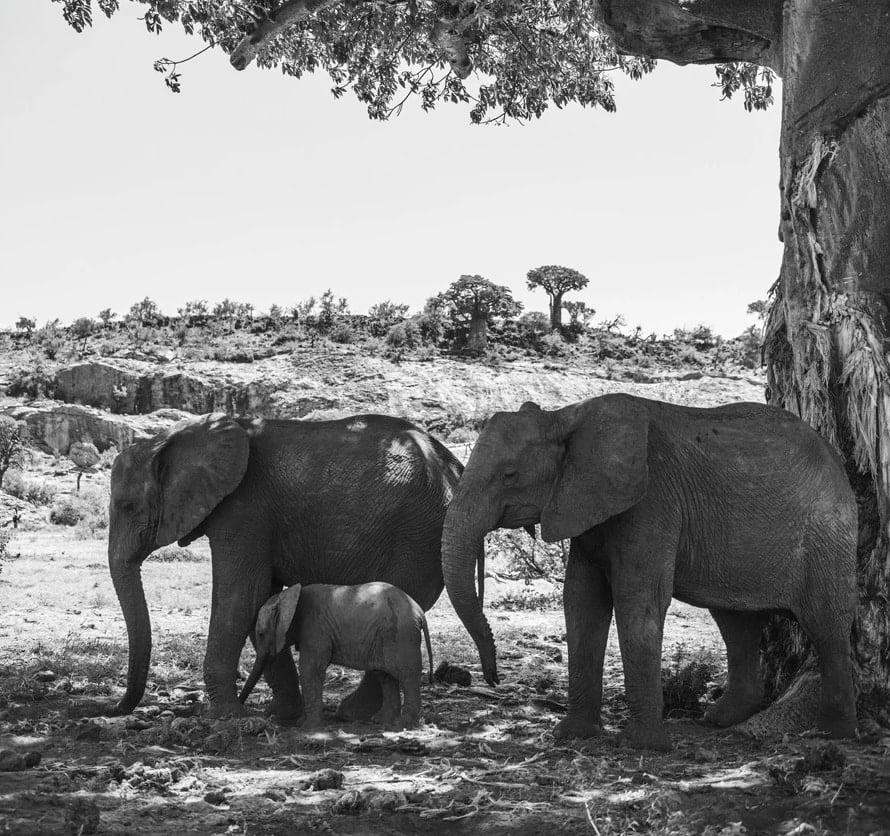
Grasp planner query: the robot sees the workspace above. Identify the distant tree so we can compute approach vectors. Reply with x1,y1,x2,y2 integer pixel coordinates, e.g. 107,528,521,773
439,275,522,353
127,297,162,326
598,314,626,334
15,317,35,340
69,441,100,493
70,317,96,354
235,302,255,327
368,300,410,336
178,299,209,324
563,301,596,333
526,265,590,331
0,417,28,491
747,299,770,321
418,296,448,345
97,308,117,328
36,319,63,360
267,304,285,330
291,296,317,323
317,289,349,334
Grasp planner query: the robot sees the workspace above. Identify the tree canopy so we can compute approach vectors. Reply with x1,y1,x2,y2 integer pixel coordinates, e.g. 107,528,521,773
50,0,783,122
526,265,589,330
438,274,521,351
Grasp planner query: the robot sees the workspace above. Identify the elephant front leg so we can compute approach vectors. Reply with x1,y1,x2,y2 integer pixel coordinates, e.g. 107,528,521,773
553,542,613,740
204,602,252,718
204,557,275,718
298,652,328,729
263,649,303,723
613,584,672,751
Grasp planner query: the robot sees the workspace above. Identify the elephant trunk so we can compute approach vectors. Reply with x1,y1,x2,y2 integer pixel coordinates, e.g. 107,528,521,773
239,654,267,704
441,504,499,686
109,555,152,715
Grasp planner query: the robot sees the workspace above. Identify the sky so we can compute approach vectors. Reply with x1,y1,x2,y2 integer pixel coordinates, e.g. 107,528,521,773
0,1,782,338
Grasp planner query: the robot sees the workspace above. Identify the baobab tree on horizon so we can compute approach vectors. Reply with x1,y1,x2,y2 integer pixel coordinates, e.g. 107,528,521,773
50,0,890,729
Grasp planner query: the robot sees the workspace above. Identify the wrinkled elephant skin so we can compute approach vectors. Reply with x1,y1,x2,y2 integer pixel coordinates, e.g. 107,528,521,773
108,412,461,719
441,394,858,750
240,582,434,729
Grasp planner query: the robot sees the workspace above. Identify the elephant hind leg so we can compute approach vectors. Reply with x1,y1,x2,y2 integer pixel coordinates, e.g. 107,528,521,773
371,672,402,727
335,672,384,721
704,608,769,728
798,613,857,738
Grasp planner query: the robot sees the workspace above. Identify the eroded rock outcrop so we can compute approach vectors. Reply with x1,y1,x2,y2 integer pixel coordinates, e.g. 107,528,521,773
0,402,191,455
54,362,275,416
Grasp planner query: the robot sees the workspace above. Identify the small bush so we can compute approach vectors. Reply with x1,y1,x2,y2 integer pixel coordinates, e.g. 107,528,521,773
661,643,722,718
329,322,356,344
6,363,56,399
149,545,206,562
49,488,108,529
490,586,562,611
385,320,421,349
50,496,84,526
540,332,567,357
0,530,11,574
211,344,254,363
3,472,57,506
486,528,567,583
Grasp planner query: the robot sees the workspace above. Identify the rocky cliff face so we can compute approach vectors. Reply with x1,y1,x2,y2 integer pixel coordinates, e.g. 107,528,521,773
54,362,275,417
1,402,191,455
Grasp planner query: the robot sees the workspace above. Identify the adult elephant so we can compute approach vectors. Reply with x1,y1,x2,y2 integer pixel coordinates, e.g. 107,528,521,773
441,394,858,750
109,412,463,719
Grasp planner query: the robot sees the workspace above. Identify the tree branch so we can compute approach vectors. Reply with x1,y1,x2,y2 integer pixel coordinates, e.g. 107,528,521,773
593,0,780,70
230,0,343,70
430,2,474,79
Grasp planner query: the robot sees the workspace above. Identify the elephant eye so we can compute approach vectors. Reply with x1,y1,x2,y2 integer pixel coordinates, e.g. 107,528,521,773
502,471,518,485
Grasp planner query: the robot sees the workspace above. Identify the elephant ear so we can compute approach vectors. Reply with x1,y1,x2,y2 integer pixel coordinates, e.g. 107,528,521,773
540,397,649,543
255,593,281,658
275,585,301,655
154,413,250,546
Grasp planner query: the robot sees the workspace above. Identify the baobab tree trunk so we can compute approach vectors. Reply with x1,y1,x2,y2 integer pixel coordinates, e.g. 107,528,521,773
468,311,488,353
595,0,890,729
549,293,565,331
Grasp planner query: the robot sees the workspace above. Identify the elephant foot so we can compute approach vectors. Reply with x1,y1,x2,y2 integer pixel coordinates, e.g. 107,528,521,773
616,723,672,752
552,715,604,740
704,692,762,728
818,710,857,739
297,714,324,731
206,700,249,720
336,681,383,722
269,691,304,724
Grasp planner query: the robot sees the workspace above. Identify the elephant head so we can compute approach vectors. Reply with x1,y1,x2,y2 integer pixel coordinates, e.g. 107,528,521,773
239,584,301,704
108,413,250,714
441,395,649,684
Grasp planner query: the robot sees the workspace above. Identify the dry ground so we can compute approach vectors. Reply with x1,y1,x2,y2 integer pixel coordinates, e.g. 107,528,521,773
0,532,888,834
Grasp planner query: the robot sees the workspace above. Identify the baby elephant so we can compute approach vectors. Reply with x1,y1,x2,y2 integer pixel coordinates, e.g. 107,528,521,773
240,582,433,728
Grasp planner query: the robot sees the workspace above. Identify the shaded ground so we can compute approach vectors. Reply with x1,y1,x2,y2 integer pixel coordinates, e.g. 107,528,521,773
1,533,889,834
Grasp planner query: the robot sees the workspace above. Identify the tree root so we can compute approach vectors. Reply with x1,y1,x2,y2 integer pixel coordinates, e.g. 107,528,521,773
735,671,822,739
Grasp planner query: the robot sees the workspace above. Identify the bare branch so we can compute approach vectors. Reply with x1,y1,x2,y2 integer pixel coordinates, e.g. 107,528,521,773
593,0,780,70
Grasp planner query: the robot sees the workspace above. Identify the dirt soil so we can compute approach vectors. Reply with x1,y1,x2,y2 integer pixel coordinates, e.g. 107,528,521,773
1,535,888,835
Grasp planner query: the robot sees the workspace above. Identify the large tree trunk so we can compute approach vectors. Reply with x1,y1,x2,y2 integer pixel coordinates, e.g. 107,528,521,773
761,59,890,712
594,0,890,729
550,292,565,331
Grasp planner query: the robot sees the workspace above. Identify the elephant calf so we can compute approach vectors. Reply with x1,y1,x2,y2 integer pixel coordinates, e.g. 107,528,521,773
240,582,433,729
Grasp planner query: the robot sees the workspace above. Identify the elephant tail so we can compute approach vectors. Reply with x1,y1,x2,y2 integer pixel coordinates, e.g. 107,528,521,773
421,614,434,686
